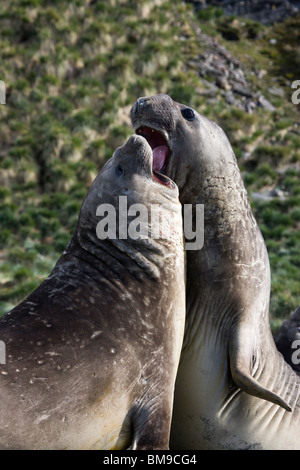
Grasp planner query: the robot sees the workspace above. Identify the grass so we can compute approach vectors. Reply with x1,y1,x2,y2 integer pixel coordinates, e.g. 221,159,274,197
0,0,299,334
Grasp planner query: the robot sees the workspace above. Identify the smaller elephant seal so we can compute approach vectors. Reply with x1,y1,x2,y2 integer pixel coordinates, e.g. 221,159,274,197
275,306,300,374
0,135,185,450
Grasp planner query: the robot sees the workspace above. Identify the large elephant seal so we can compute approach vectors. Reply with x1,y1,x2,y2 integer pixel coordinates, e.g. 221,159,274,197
131,94,300,449
0,135,185,450
275,306,300,374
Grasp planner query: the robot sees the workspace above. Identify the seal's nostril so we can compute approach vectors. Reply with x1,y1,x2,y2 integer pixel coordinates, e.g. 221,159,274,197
137,97,148,111
131,97,148,117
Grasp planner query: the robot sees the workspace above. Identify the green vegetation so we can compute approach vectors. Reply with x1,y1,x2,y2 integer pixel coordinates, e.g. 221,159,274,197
0,0,299,334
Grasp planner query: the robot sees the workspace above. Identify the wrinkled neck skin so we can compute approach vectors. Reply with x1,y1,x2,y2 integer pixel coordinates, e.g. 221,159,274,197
50,182,182,290
170,114,300,449
169,113,269,333
178,115,267,337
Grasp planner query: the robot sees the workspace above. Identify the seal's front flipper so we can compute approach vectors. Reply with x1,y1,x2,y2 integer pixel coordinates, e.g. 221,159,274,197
130,402,171,450
229,327,292,412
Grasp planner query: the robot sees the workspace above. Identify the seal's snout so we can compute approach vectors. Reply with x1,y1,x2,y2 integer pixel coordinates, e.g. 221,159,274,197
131,97,149,117
117,134,153,175
117,135,176,190
131,94,174,116
121,134,152,158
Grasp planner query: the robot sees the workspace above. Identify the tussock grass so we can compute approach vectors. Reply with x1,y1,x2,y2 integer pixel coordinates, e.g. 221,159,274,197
0,1,299,333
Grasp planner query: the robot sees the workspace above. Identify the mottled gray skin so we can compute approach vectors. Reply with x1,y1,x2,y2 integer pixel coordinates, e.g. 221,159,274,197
0,135,185,450
275,306,300,374
131,94,300,450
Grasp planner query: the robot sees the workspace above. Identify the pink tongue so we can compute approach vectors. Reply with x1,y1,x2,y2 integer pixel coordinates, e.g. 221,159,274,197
152,146,168,172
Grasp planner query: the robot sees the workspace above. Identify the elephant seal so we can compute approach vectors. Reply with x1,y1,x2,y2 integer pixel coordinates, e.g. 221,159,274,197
131,94,300,449
275,306,300,374
0,134,185,450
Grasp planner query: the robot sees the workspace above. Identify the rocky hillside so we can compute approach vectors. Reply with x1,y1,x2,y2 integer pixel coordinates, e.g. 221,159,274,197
186,0,300,24
0,0,299,332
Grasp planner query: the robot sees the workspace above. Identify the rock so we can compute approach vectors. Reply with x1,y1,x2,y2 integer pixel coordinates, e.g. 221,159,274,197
270,188,287,199
251,191,275,201
229,67,247,85
245,100,257,113
188,18,277,114
256,69,267,79
268,86,285,97
185,0,300,25
196,79,219,96
242,151,252,160
251,188,287,201
216,75,231,90
225,90,238,105
257,94,276,111
232,83,253,98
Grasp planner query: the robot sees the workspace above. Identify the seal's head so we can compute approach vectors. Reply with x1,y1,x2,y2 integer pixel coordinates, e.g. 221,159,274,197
92,134,178,213
79,133,177,214
108,133,177,193
130,94,235,201
75,134,180,259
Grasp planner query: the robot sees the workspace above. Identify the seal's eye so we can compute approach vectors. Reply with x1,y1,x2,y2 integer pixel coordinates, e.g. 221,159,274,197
181,108,196,121
115,165,124,177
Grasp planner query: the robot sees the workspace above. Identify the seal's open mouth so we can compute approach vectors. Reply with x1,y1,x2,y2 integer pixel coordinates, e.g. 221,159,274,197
136,126,170,174
136,126,174,188
152,170,175,189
